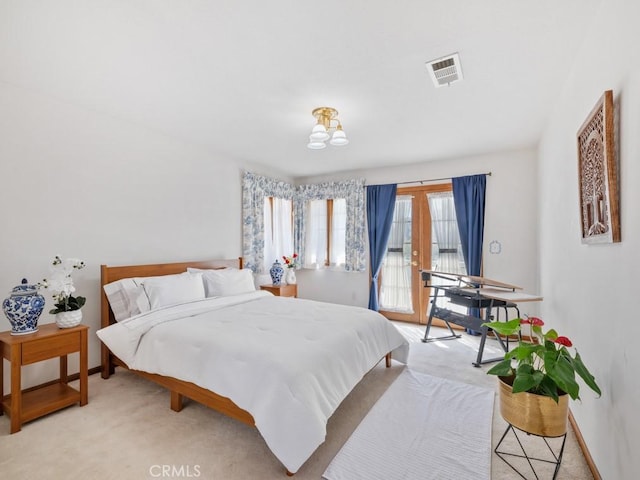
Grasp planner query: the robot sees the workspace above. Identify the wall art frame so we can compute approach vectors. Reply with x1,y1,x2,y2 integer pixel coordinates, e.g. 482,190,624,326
577,90,620,244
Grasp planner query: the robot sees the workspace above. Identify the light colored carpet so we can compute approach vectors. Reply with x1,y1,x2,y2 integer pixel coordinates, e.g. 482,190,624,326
0,324,594,480
323,369,494,480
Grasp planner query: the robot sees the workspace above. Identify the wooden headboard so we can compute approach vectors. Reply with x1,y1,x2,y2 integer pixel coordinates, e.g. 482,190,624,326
99,257,242,377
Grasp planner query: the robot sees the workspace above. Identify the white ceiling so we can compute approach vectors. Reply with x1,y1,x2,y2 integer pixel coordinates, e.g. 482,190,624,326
0,1,602,177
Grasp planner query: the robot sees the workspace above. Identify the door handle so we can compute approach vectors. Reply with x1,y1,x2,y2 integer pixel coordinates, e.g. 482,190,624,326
411,260,419,267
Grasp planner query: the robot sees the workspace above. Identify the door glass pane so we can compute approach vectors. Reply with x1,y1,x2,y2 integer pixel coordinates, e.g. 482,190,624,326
379,195,413,313
427,192,466,313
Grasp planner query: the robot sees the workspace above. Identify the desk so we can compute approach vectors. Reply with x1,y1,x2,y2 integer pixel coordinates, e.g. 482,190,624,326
465,288,543,304
420,271,542,367
0,323,89,433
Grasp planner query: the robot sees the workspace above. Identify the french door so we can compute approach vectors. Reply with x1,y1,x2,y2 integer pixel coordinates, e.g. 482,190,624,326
378,184,466,324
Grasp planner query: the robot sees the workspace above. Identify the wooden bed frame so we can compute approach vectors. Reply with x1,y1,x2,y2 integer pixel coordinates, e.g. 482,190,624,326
99,258,392,475
100,258,256,423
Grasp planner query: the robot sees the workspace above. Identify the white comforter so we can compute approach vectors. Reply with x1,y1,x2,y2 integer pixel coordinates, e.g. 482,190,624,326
97,291,409,473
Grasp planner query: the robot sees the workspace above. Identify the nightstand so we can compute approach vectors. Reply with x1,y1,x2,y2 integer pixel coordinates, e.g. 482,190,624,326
0,323,89,433
260,284,298,298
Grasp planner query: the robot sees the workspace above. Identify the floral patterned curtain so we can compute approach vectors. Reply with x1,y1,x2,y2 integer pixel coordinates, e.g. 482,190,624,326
242,172,295,273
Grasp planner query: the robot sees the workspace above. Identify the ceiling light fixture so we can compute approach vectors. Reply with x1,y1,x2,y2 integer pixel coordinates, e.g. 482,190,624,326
307,107,349,149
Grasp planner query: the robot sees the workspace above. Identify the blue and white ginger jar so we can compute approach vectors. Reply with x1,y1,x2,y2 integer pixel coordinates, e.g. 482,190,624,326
269,260,285,286
2,278,45,335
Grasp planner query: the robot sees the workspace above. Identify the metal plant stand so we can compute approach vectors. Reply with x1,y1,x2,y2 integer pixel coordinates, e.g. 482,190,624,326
495,423,567,480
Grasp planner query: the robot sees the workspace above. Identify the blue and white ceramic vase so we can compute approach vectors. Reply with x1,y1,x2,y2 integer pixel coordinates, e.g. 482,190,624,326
269,260,285,286
2,278,46,335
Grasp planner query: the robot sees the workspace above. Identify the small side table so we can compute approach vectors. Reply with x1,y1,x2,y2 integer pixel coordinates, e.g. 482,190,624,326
0,323,89,433
260,284,298,298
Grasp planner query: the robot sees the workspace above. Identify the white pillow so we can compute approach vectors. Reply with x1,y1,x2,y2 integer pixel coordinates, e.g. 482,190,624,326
187,267,256,297
141,272,205,309
103,279,148,322
131,272,196,312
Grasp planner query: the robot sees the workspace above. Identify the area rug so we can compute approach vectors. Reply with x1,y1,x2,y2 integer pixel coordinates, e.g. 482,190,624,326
322,368,494,480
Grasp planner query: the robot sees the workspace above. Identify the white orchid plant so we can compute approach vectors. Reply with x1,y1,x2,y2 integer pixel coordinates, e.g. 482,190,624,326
40,256,86,314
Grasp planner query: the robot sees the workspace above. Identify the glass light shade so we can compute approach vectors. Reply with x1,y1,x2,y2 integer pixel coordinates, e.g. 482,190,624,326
329,129,349,146
307,140,327,150
309,124,330,141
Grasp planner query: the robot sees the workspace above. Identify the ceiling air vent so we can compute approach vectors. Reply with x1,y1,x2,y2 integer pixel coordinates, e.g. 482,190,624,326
426,53,463,88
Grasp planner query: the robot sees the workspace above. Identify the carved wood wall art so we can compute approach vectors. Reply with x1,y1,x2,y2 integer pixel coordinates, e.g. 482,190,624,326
577,90,620,244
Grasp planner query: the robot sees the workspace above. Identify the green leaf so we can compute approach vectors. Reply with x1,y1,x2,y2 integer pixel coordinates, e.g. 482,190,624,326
538,375,560,403
481,318,521,336
516,363,534,375
544,329,559,341
572,350,602,397
59,295,86,311
509,343,544,362
486,359,514,376
511,363,543,393
543,348,559,370
531,369,545,385
512,371,540,393
547,355,580,400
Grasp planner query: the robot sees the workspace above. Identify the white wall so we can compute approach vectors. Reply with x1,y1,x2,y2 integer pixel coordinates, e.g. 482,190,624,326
0,83,263,392
538,1,640,478
296,149,540,316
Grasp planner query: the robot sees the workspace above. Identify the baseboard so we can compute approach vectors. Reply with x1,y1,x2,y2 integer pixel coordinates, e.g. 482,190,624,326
569,409,602,480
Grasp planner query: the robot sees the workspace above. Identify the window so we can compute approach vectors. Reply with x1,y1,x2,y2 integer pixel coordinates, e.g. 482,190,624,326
304,198,346,268
263,197,293,272
243,172,365,273
295,178,365,272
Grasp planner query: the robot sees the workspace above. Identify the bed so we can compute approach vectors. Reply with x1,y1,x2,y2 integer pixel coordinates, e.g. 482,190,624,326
97,258,409,475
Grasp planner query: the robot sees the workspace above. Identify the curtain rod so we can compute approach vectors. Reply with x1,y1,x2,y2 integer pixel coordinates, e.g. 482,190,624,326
365,171,491,187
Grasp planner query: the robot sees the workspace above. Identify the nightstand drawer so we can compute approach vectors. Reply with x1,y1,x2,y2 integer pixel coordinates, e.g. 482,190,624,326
22,332,79,364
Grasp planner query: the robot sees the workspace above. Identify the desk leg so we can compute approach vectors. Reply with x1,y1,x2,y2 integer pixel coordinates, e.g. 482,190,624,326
10,345,21,433
474,301,512,367
421,296,437,342
79,328,88,406
473,305,493,367
421,286,462,343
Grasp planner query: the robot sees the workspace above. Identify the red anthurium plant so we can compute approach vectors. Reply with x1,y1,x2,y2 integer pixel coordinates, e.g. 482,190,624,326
483,316,601,403
282,253,298,269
